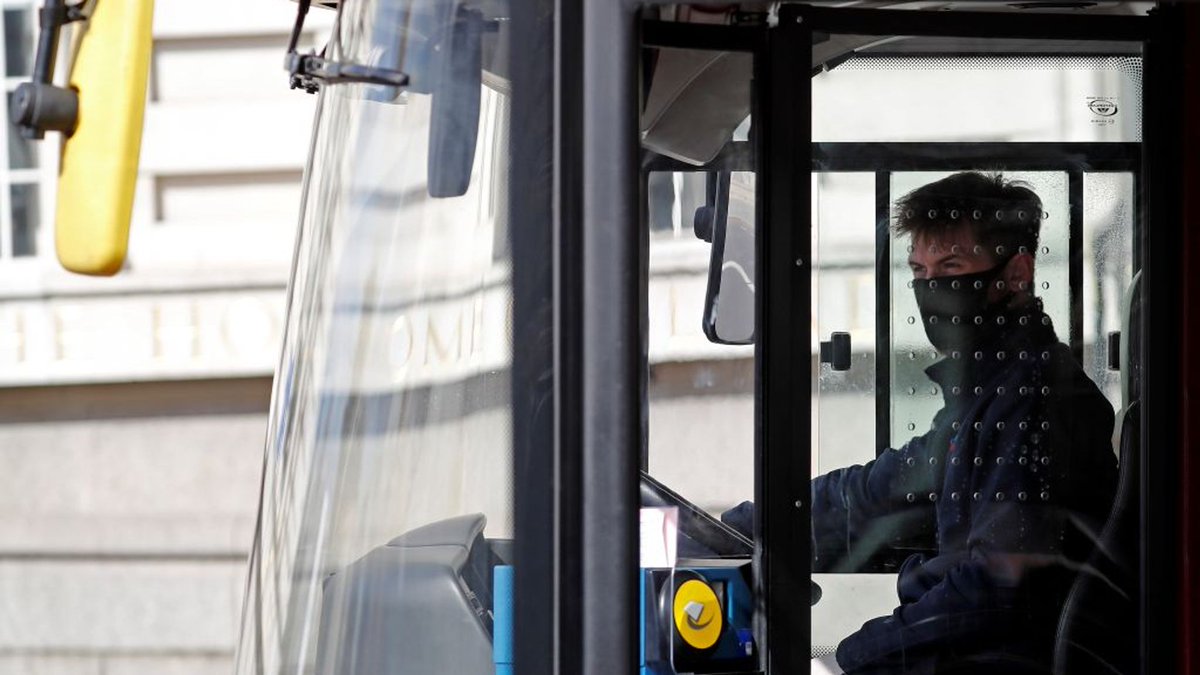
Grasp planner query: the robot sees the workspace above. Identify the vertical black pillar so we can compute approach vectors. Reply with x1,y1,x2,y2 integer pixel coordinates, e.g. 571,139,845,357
756,6,812,674
1068,169,1085,366
1141,5,1183,675
875,171,892,456
581,0,640,673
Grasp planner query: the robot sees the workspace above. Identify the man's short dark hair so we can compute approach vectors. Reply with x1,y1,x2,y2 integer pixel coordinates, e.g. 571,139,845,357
894,172,1042,261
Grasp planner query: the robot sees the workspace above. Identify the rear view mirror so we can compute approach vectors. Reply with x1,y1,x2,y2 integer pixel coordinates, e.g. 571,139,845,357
425,7,483,198
373,0,484,198
701,172,755,344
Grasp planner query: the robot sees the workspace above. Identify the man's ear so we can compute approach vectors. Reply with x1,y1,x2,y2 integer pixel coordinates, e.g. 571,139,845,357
1002,252,1036,294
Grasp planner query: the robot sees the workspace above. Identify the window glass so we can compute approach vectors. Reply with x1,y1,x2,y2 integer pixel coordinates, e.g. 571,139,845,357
810,43,1141,675
234,2,523,673
813,54,1142,143
10,183,38,257
813,172,876,476
3,8,33,79
646,170,754,519
6,92,36,170
1083,172,1135,416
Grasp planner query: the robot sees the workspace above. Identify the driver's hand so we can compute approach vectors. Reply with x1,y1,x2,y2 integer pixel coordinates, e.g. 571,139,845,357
721,500,754,539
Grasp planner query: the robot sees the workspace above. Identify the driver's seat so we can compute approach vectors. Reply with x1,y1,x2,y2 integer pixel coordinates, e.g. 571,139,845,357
1052,272,1142,675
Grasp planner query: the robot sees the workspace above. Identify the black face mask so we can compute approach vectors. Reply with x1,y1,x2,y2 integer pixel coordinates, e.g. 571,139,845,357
912,263,1011,354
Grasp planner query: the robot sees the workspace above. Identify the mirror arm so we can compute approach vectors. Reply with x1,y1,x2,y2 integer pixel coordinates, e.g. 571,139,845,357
11,0,88,140
284,0,410,94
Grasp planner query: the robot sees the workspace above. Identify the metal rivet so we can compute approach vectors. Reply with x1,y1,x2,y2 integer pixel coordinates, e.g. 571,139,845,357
997,387,1006,395
996,421,1006,430
1042,316,1051,326
928,209,938,219
952,386,962,395
908,422,916,431
974,316,984,325
951,280,961,290
1019,351,1028,360
1042,281,1050,290
796,257,804,267
795,499,804,508
972,210,982,220
997,351,1006,360
930,280,939,290
951,456,961,466
1041,456,1050,465
908,316,916,324
1041,386,1051,395
951,491,961,500
906,493,916,502
996,316,1006,325
974,351,984,361
906,457,916,466
973,280,984,290
1018,491,1028,501
1019,316,1029,326
1018,457,1028,465
996,457,1005,465
952,351,962,360
974,422,983,431
995,492,1005,501
1041,246,1050,254
1019,421,1028,430
952,421,961,431
929,457,937,466
929,316,939,324
974,457,983,466
950,210,960,220
1040,491,1050,501
928,492,938,502
952,316,961,324
1041,421,1050,431
974,386,984,395
973,491,982,501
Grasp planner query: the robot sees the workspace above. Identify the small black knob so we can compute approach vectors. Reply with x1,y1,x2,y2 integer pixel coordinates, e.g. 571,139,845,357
820,332,852,371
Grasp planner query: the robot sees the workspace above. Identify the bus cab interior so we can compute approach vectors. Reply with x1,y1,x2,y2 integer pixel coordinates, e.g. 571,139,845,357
234,2,1184,675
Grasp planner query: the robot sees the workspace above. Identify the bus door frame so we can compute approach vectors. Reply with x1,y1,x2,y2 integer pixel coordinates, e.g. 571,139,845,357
782,5,1173,674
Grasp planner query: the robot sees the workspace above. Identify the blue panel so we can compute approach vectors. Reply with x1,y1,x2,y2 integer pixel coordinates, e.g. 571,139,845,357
493,565,514,665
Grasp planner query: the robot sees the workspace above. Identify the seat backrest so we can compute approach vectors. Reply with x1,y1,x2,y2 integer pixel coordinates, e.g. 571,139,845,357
1053,272,1143,675
1121,271,1143,409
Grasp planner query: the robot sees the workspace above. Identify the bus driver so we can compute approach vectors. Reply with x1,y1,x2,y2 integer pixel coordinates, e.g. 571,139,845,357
727,172,1119,674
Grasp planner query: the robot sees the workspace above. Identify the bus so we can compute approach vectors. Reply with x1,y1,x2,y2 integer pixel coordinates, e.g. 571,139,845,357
18,1,1199,673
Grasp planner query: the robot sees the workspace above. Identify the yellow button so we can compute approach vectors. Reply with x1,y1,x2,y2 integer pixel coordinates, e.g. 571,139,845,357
673,579,723,650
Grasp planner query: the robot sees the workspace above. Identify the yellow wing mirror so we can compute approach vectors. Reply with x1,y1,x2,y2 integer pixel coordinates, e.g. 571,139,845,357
11,0,154,276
